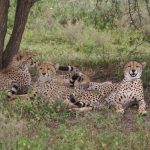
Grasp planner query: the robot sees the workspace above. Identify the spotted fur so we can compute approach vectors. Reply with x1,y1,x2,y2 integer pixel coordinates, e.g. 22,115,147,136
0,51,35,96
31,62,91,108
69,61,147,115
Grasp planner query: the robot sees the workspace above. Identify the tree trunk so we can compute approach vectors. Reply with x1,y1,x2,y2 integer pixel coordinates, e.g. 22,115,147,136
2,0,33,68
0,0,9,69
145,0,150,17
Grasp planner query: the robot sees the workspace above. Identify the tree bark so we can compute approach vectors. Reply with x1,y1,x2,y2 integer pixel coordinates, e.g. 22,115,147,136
0,0,9,69
2,0,34,68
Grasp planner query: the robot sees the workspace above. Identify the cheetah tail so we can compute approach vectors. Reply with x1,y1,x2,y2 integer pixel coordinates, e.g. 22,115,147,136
58,66,74,71
7,82,19,99
69,72,82,87
69,94,88,108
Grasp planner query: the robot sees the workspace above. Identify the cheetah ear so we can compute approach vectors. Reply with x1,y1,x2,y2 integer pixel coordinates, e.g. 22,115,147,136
119,62,125,68
37,62,41,67
142,62,146,68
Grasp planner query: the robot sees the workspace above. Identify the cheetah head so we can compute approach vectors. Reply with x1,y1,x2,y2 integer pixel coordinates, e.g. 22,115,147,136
37,62,59,81
12,51,36,68
121,61,146,80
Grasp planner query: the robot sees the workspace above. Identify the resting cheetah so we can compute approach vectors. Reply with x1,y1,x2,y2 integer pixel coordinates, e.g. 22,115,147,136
69,61,147,115
31,62,116,111
31,62,92,108
30,62,91,100
0,51,35,97
105,61,147,114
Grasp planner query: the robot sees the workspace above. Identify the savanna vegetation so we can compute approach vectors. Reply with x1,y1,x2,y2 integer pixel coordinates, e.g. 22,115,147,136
1,0,150,149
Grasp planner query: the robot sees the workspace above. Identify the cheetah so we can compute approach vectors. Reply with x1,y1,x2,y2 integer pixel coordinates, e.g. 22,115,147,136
105,61,147,115
31,62,92,108
69,61,147,115
0,51,35,97
31,62,116,111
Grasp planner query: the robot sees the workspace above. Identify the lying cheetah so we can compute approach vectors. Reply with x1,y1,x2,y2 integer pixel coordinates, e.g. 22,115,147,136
31,62,115,110
30,62,92,107
69,61,147,115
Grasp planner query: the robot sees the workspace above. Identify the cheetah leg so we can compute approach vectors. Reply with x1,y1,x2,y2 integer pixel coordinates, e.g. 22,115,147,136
138,100,147,115
71,107,92,112
114,94,125,114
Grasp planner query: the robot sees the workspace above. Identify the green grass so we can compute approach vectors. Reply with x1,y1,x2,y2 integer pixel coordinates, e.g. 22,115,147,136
1,0,150,149
1,93,150,150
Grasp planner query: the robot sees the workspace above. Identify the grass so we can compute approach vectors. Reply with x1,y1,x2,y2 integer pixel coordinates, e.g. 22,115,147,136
1,0,150,149
1,94,150,150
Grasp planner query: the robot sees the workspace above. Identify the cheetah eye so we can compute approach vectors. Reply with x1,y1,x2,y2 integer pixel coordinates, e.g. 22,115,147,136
47,68,50,70
39,68,42,70
128,66,131,68
136,66,140,68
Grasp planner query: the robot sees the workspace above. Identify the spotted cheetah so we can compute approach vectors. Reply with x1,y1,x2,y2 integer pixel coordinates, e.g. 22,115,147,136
30,62,89,99
69,61,147,115
0,51,35,97
105,61,147,115
31,62,116,111
31,62,92,108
